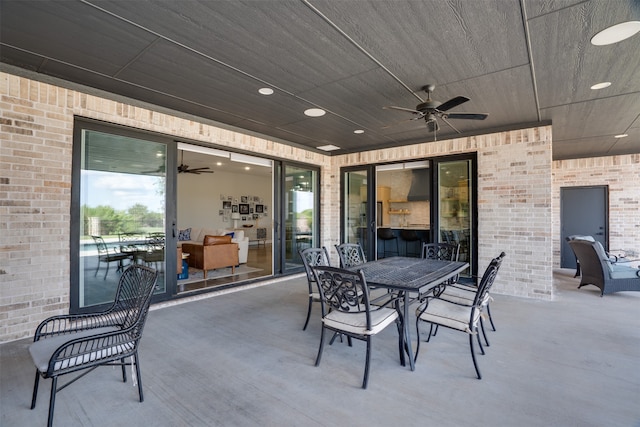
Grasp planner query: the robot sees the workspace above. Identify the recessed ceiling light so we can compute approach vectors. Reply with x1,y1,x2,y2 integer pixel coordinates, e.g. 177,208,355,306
244,166,251,170
317,144,341,151
258,87,274,95
353,129,364,134
590,82,611,90
304,108,326,117
614,134,628,138
591,21,640,46
216,162,222,166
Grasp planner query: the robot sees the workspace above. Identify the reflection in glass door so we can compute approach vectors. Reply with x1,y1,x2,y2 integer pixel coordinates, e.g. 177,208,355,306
437,158,474,278
342,168,373,259
283,164,318,272
75,129,168,309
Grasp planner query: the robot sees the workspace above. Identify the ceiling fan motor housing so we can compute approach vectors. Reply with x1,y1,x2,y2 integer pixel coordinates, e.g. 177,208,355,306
416,100,441,112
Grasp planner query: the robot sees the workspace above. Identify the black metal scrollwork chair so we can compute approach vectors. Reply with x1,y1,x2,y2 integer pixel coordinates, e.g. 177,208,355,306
28,265,158,427
334,242,367,267
312,266,400,389
421,242,459,262
414,252,505,379
92,235,133,280
299,247,331,330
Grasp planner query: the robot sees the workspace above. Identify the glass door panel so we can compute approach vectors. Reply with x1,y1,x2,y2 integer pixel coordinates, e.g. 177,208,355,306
283,165,318,272
78,130,167,309
342,169,373,258
437,159,473,277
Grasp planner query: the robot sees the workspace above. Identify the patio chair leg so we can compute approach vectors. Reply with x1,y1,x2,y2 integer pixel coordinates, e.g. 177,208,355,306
414,318,422,363
486,303,496,331
47,376,58,427
30,371,40,409
302,297,313,330
480,318,490,347
121,357,127,382
362,337,371,389
469,334,482,380
103,261,109,280
426,323,435,342
477,329,485,355
315,327,326,366
134,353,144,402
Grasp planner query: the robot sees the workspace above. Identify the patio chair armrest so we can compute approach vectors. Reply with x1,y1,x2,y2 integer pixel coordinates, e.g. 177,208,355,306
34,312,123,341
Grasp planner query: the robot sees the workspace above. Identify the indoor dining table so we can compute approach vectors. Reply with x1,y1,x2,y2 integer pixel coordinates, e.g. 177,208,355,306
347,256,469,371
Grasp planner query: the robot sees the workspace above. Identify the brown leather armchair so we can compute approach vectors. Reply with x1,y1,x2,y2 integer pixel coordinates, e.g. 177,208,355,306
182,235,239,279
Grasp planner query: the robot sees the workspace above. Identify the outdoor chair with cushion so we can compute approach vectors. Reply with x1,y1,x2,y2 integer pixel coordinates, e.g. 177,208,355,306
299,247,331,331
28,264,158,427
568,238,640,296
311,265,400,389
414,253,505,380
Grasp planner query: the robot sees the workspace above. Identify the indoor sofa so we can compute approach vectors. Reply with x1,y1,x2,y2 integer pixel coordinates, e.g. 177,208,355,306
181,235,239,279
178,226,249,264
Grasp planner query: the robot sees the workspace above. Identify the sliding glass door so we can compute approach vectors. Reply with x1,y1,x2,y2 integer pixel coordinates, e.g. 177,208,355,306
434,155,477,280
71,121,175,312
278,163,320,273
341,167,376,260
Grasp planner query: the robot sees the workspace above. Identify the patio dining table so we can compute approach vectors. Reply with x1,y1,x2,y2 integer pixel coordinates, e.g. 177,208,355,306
347,256,469,371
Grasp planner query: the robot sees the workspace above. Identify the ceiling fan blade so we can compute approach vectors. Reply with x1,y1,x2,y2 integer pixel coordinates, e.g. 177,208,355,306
446,112,489,120
440,116,462,133
436,96,470,112
384,105,423,115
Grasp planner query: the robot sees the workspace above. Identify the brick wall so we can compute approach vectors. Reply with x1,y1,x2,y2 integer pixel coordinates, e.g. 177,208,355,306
5,70,635,343
336,127,555,299
552,155,640,264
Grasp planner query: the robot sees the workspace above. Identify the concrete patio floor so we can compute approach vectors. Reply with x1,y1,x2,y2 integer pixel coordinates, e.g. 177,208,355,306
2,269,639,426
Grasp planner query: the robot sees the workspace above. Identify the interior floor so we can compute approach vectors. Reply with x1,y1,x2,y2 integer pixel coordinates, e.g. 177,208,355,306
177,243,273,294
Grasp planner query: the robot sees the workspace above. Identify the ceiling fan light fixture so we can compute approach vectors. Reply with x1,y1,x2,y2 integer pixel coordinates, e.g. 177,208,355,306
590,21,640,45
590,82,611,90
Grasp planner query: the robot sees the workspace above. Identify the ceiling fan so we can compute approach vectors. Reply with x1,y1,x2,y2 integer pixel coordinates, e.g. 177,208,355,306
384,84,488,134
178,150,213,174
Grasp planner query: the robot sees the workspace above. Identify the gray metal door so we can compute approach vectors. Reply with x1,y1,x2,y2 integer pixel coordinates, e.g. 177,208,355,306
560,186,608,268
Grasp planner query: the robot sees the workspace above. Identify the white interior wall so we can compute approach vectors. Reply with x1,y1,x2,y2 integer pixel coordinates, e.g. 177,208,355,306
177,169,272,239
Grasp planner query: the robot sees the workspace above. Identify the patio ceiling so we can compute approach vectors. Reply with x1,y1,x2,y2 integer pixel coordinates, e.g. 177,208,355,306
1,0,639,160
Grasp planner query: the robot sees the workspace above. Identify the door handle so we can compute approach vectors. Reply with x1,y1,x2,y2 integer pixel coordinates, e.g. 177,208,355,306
370,220,376,233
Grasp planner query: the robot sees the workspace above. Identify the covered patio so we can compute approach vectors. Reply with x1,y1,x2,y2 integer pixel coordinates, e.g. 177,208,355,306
2,270,639,426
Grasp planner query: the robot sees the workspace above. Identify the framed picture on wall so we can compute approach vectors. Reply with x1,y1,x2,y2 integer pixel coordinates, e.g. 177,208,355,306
241,196,248,203
222,200,231,209
232,204,239,213
255,204,264,213
239,203,250,214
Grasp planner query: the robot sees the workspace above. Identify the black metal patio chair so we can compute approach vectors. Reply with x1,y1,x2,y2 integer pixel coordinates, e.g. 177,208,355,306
28,264,158,427
414,252,505,380
311,265,401,389
299,247,331,331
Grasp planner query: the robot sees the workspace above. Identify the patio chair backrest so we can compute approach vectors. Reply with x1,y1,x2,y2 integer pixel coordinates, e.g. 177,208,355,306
299,247,331,282
312,266,371,326
334,243,367,268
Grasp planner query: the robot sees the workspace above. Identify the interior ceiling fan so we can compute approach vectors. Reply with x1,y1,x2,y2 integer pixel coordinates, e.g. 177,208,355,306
384,84,488,134
178,150,213,174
